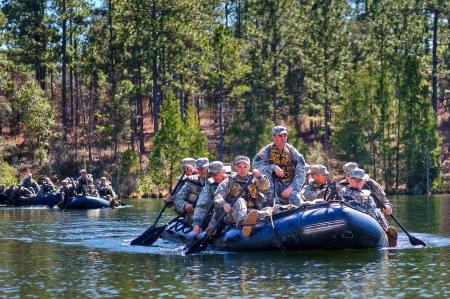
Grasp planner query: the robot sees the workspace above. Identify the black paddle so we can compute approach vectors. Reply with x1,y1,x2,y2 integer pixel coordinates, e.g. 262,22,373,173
366,184,427,247
183,174,254,255
130,171,186,246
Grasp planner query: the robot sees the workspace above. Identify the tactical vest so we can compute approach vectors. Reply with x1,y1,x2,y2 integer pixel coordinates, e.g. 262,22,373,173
269,145,295,183
186,177,206,204
228,175,263,209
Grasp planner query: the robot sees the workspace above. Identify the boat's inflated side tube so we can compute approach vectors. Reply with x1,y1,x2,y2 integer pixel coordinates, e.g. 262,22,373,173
15,193,61,206
164,202,388,251
213,203,388,251
63,195,111,209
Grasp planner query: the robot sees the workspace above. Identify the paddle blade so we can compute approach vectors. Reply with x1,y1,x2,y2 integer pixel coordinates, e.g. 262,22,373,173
408,234,427,247
183,236,210,255
130,224,167,246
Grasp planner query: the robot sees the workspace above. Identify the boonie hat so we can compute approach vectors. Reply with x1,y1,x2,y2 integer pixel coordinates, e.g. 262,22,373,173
310,164,329,176
195,157,210,169
208,161,225,173
272,125,288,136
181,157,196,168
349,168,369,180
343,162,358,174
234,155,250,165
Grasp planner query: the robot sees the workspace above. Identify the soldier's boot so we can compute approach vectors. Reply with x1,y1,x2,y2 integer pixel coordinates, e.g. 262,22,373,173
241,210,260,237
386,226,398,247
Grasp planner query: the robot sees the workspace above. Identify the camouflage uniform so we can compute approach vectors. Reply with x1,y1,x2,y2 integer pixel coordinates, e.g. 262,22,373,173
301,164,329,201
192,177,220,228
173,175,207,225
342,186,389,229
213,173,270,227
301,183,327,201
253,143,306,206
339,161,391,207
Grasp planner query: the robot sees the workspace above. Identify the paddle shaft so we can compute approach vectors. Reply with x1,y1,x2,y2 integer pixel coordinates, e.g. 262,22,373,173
365,183,426,246
151,171,186,228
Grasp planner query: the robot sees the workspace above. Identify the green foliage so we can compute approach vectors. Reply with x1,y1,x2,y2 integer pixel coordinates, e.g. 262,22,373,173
305,142,328,166
12,80,56,162
0,160,16,186
148,93,188,190
115,149,140,196
184,104,207,158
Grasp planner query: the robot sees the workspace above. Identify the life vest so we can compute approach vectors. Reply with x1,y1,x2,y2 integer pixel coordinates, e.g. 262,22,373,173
228,175,264,209
269,144,295,183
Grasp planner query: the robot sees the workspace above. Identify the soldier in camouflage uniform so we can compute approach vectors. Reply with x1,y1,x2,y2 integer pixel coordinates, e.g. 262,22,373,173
173,157,209,225
339,162,393,216
253,126,306,207
212,155,270,237
164,157,196,203
342,168,397,247
192,161,226,235
301,165,329,201
21,173,40,195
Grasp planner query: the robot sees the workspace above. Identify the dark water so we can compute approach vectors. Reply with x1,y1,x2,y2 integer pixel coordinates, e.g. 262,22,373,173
0,196,449,298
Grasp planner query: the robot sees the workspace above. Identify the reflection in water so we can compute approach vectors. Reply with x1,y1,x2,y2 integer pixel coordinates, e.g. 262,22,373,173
0,197,448,297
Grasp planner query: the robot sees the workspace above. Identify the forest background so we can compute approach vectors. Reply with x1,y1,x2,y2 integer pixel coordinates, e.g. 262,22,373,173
0,0,449,196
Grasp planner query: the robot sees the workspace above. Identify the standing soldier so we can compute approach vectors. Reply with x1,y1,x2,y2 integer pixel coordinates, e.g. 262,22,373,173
301,165,329,201
212,155,270,237
192,161,226,235
253,125,306,207
164,157,196,203
173,158,209,225
76,169,94,194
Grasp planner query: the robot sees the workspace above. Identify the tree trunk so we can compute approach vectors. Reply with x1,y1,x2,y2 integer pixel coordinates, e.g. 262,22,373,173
151,0,160,134
108,0,116,94
218,75,225,161
61,0,67,141
431,9,438,115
